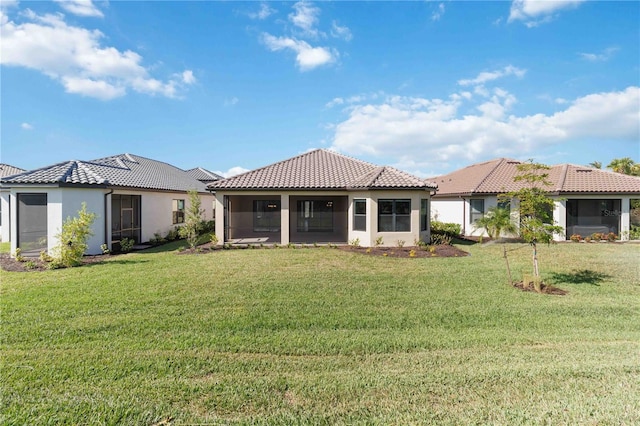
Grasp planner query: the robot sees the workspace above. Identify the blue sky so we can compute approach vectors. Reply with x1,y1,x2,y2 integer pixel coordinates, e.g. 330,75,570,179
1,0,638,177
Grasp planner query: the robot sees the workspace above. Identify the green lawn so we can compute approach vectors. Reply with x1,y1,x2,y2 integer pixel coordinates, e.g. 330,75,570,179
2,242,639,425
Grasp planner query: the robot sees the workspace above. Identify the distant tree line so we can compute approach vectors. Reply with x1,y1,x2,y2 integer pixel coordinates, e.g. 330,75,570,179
588,157,640,176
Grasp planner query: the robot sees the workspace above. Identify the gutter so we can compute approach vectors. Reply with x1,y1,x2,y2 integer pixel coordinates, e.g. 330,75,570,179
104,189,113,248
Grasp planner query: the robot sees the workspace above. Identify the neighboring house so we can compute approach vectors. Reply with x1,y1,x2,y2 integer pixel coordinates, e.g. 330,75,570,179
0,154,213,256
209,149,437,247
186,167,223,185
431,158,640,241
0,164,26,240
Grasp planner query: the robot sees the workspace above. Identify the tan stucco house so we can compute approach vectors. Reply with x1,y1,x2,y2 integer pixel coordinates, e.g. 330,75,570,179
209,149,437,247
430,158,640,241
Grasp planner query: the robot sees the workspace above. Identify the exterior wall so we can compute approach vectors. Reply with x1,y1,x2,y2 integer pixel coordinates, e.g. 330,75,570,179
112,189,213,246
0,189,10,242
366,190,430,247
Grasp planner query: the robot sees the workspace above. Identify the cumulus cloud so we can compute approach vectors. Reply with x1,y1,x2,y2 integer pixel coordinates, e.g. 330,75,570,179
458,65,526,86
289,1,320,37
579,46,620,62
261,33,336,71
330,86,640,173
249,2,275,20
214,166,251,178
53,0,104,18
508,0,585,27
331,20,352,41
21,122,33,130
431,3,445,21
0,8,195,100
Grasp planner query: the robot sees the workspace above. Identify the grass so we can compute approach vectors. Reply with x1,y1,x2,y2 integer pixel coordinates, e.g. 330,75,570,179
1,241,639,424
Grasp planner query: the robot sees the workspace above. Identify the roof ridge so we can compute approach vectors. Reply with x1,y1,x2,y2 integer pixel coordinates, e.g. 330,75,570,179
555,163,569,192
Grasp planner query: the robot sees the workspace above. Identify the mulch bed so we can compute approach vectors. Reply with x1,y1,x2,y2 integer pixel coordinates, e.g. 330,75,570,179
513,280,568,295
336,244,470,258
0,253,110,273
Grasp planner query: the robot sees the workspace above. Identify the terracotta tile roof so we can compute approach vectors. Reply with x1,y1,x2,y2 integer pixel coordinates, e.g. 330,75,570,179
432,158,640,197
186,167,223,183
209,149,435,191
0,164,25,178
1,154,208,192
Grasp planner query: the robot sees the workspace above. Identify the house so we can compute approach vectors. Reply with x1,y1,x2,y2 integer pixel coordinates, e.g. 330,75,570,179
209,149,437,247
0,154,214,256
430,158,640,241
0,164,26,240
186,167,223,185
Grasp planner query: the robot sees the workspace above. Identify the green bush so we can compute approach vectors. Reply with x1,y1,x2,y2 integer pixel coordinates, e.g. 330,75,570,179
52,203,97,268
431,221,461,236
119,238,135,253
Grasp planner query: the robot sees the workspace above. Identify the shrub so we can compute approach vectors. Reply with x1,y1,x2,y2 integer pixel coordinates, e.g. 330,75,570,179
200,220,215,234
13,248,24,262
166,227,180,241
349,238,361,247
119,238,135,253
431,221,461,236
375,236,384,247
100,244,111,255
431,234,452,246
570,234,582,242
209,233,219,245
606,232,618,242
24,260,37,270
52,203,97,268
396,240,405,248
149,232,166,246
39,250,53,263
591,233,603,242
179,190,205,250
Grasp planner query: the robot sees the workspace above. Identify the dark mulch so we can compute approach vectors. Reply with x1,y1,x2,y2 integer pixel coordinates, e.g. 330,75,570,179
337,244,470,258
513,280,568,296
0,253,110,272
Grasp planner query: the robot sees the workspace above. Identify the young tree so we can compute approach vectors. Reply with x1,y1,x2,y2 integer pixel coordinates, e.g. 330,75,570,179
506,161,563,277
473,206,517,239
52,202,97,268
179,189,205,249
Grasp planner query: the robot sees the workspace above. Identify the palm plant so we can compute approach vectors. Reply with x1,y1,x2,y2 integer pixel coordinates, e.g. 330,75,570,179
473,206,517,239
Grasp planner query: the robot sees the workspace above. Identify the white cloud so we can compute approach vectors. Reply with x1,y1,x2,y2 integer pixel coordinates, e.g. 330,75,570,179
214,166,250,178
261,33,336,71
289,1,320,37
579,47,620,62
0,8,193,100
224,97,239,106
21,122,33,130
181,70,196,84
431,3,445,21
249,2,275,20
331,21,352,41
508,0,585,27
330,86,640,172
53,0,104,18
458,65,526,86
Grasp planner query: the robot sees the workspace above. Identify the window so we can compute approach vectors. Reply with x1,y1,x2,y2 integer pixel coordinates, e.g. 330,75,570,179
297,200,333,232
470,199,485,224
254,200,280,232
172,199,185,224
420,199,429,231
378,199,411,232
353,199,366,231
